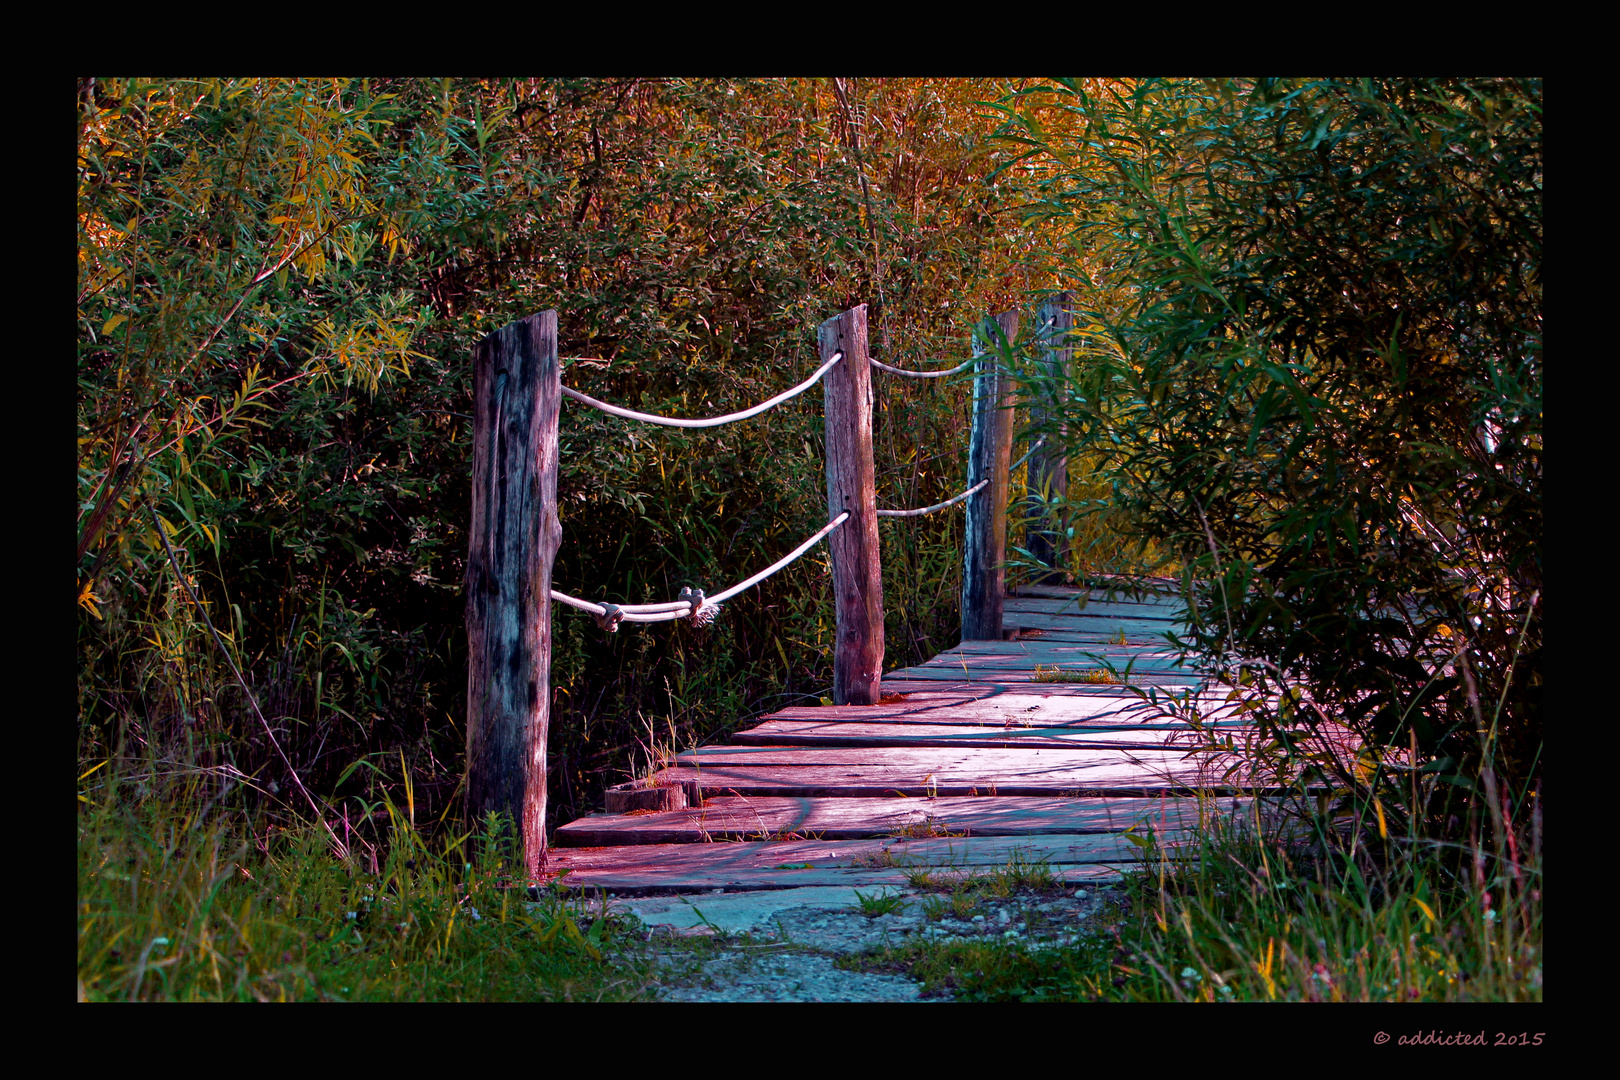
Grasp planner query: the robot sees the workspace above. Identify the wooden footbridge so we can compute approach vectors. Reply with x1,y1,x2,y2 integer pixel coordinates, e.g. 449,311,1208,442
546,583,1254,893
462,301,1260,891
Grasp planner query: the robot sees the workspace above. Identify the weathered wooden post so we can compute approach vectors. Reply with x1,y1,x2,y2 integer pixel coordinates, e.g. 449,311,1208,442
961,310,1019,641
465,311,563,881
819,304,884,705
1026,292,1072,585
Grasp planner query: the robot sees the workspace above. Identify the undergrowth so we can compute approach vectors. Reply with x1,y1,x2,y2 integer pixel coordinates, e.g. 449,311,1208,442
76,781,659,1002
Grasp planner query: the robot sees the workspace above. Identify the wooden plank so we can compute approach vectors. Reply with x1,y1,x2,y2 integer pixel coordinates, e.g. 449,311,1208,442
542,831,1222,892
910,651,1190,672
1004,596,1186,621
729,720,1220,750
881,668,1204,687
764,691,1238,726
676,745,1228,768
992,628,1181,645
820,305,884,706
961,310,1018,640
1010,582,1180,601
466,310,562,877
655,753,1256,798
555,794,1250,845
946,639,1184,657
543,859,1128,895
879,678,1204,698
995,612,1186,636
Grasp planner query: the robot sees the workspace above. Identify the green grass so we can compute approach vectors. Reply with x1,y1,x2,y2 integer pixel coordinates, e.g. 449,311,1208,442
76,790,663,1002
853,888,909,917
840,802,1542,1003
1032,665,1120,684
1101,802,1543,1002
80,776,1541,1002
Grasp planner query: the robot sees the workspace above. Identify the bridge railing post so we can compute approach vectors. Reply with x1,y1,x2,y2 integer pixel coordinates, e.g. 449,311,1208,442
962,309,1019,641
465,310,562,881
819,304,884,705
1027,292,1072,584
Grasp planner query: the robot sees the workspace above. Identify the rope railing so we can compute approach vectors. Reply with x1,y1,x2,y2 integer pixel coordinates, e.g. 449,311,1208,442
552,512,851,631
874,437,1046,519
560,352,842,429
553,327,1056,627
1009,435,1046,476
868,355,976,379
876,479,989,518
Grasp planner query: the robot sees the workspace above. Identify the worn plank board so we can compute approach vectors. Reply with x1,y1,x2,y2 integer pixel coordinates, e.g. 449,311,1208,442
1010,582,1180,600
989,612,1187,636
731,720,1218,750
993,630,1184,647
947,639,1184,657
656,755,1257,798
1003,596,1186,621
907,655,1191,674
543,859,1128,895
555,794,1251,845
921,643,1188,663
676,745,1225,766
543,833,1203,893
764,691,1241,728
881,668,1204,687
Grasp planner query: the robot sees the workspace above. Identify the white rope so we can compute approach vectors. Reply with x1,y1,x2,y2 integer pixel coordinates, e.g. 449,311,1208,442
876,480,989,518
874,438,1046,519
869,356,976,379
551,512,851,627
707,512,849,605
561,352,841,428
1010,435,1046,476
549,592,681,623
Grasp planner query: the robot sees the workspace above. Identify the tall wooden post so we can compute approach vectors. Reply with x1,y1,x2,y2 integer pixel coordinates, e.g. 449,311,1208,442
819,304,884,705
465,311,562,881
1027,292,1071,584
962,310,1019,641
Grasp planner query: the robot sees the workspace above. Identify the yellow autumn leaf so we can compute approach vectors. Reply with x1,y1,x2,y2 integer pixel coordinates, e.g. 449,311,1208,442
78,578,103,620
102,314,128,335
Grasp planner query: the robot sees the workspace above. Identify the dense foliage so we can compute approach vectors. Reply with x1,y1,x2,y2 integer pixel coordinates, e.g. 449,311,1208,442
77,77,1064,834
995,77,1542,840
78,76,1543,1005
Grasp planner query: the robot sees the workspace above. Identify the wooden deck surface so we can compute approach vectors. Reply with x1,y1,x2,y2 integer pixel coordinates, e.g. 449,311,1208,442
546,585,1261,894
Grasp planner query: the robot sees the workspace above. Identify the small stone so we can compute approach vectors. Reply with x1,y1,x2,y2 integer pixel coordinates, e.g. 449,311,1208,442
1075,889,1089,899
971,914,986,923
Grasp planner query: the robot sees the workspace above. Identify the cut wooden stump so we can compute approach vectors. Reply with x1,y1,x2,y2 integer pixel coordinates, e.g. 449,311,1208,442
603,779,705,813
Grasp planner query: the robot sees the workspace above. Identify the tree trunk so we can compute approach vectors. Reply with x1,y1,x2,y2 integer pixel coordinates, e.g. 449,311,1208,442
465,311,562,881
820,304,884,705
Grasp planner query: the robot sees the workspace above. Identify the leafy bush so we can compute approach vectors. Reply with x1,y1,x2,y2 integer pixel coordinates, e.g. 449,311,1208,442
995,78,1541,840
77,78,1071,840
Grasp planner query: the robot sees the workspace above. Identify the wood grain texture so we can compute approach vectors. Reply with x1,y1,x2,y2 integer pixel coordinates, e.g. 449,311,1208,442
730,720,1219,750
961,310,1019,640
653,749,1255,798
1025,293,1071,583
819,305,883,705
542,855,1129,894
465,311,561,877
556,794,1247,845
